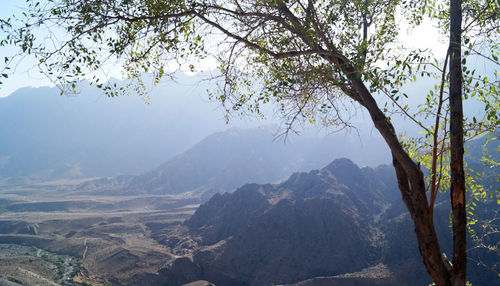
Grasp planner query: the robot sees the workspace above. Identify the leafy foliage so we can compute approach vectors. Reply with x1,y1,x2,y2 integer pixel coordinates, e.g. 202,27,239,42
1,0,499,284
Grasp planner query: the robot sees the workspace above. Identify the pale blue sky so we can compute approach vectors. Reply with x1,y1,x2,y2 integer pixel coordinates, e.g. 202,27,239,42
0,1,447,98
0,1,50,97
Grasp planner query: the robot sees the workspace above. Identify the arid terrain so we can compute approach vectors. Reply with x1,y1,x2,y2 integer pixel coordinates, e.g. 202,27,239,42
0,178,200,285
0,132,497,286
0,157,498,286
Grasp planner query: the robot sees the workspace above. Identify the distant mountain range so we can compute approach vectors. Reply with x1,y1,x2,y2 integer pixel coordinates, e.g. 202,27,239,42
74,127,390,198
0,78,225,179
0,74,389,181
1,79,497,286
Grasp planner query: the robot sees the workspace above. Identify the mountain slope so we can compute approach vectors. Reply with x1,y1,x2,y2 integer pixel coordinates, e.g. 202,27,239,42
0,75,250,179
0,76,390,181
154,150,499,286
76,128,390,197
157,158,399,285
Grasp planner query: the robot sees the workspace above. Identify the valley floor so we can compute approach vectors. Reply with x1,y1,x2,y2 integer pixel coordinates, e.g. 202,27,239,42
0,178,199,285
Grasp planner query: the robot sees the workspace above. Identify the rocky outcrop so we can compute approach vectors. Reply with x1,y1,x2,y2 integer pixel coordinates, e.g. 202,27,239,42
159,158,399,285
182,281,215,286
0,221,40,235
158,156,499,286
290,263,399,286
185,184,272,245
192,198,378,285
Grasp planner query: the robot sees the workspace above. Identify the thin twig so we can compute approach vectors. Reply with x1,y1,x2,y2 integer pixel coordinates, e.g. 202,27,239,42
430,49,450,217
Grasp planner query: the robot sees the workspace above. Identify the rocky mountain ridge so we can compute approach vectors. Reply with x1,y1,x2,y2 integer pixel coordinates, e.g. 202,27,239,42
148,156,499,286
151,158,399,285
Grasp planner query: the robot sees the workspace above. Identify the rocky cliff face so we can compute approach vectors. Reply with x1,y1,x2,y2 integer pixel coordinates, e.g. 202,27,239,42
193,198,378,285
158,158,401,285
155,156,499,286
185,184,272,245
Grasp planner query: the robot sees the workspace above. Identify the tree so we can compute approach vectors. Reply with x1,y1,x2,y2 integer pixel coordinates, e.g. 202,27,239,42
449,0,466,284
0,0,498,285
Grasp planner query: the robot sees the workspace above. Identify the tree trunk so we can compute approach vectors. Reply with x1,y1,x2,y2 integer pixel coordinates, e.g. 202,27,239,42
449,0,467,285
315,49,454,285
304,11,460,285
350,77,453,286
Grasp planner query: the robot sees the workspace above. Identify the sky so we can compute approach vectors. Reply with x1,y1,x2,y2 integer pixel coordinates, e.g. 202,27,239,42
0,1,45,97
0,1,448,98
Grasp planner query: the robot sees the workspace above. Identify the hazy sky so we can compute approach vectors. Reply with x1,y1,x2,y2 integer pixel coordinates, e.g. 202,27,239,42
0,1,447,98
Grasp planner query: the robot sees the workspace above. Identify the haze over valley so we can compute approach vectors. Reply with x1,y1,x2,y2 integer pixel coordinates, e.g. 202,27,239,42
0,76,498,286
0,74,390,181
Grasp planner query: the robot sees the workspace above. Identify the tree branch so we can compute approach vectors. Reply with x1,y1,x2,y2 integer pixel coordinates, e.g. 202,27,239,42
429,50,450,218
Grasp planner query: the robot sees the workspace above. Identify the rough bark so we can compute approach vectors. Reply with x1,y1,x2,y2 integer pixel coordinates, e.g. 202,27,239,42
257,4,461,283
319,48,453,285
449,0,467,285
195,10,467,285
348,76,452,286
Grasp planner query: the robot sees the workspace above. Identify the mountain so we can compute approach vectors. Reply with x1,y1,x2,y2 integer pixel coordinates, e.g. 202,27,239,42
150,153,499,286
152,159,399,285
0,74,257,180
0,74,390,181
185,158,398,244
75,128,389,197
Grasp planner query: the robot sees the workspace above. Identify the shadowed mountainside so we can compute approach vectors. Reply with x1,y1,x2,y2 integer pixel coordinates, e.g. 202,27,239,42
154,153,499,286
157,159,400,285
